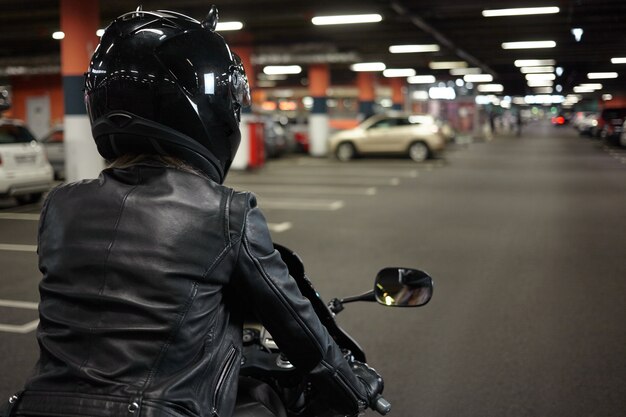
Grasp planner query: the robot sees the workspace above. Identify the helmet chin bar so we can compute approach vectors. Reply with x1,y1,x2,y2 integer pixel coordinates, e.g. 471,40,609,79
92,111,225,183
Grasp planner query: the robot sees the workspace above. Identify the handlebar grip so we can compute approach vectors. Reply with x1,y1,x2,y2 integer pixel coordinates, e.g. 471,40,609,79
373,395,392,415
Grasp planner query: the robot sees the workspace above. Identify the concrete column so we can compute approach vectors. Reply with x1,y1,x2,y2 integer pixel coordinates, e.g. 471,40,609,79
61,0,103,181
357,72,376,120
231,46,254,170
308,64,330,157
390,77,405,111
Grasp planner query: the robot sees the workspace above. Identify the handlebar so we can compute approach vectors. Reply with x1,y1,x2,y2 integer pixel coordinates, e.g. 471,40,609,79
373,395,392,415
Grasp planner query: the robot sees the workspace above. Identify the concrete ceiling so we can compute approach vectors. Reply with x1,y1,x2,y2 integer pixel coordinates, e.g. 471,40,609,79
1,0,625,99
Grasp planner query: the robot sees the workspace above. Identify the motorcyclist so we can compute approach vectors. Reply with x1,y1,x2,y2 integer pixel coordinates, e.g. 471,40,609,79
2,6,383,417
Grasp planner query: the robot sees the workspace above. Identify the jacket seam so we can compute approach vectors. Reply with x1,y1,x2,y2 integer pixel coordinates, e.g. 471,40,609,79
142,281,199,390
320,359,365,404
80,180,140,373
241,236,325,355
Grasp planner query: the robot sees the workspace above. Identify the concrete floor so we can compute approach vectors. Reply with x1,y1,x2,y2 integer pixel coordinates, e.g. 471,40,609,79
1,121,625,416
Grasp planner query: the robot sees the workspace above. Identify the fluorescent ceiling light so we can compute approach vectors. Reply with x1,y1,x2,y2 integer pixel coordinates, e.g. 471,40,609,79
312,14,382,25
527,80,554,87
450,67,482,76
482,7,559,17
578,83,603,90
428,87,456,100
611,57,626,64
350,62,386,72
216,21,244,31
574,87,595,93
603,94,613,101
389,44,440,53
588,72,618,79
520,66,554,73
408,75,436,84
502,41,556,49
263,65,302,75
526,73,556,81
533,87,554,94
477,84,504,93
52,31,65,40
514,59,556,67
383,68,416,77
463,74,493,82
429,61,468,70
524,95,564,104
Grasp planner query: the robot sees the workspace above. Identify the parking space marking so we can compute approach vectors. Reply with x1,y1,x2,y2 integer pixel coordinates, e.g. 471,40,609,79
229,185,377,196
258,168,419,178
0,320,40,334
0,299,38,309
0,213,40,220
258,198,344,211
268,222,292,232
0,243,37,252
227,176,399,186
0,299,39,334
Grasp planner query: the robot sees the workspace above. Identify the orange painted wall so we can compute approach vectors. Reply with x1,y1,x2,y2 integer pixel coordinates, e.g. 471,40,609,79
6,74,64,126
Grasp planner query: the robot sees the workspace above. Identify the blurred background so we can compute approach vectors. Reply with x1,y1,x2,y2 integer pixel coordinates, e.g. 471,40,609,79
1,1,626,416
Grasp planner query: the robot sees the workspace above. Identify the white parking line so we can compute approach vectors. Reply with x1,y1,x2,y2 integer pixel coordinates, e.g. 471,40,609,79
0,320,40,334
0,299,38,309
0,299,39,334
227,176,399,186
0,213,40,220
0,243,37,252
258,198,344,211
258,169,419,178
268,222,292,232
230,185,377,196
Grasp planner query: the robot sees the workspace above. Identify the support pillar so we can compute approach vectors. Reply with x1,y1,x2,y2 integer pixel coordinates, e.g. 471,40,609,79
308,64,330,157
231,46,255,170
357,72,376,120
61,0,103,181
390,77,405,111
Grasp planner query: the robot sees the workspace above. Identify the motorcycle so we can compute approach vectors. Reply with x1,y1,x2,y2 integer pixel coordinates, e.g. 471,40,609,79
235,244,434,417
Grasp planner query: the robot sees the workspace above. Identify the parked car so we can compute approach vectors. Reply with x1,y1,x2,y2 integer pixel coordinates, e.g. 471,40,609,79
0,118,54,204
576,112,600,137
40,124,64,179
598,107,626,142
328,113,446,162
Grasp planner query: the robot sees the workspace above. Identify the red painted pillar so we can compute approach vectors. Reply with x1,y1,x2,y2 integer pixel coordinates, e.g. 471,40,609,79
308,64,330,156
390,77,405,111
61,0,103,180
357,72,376,120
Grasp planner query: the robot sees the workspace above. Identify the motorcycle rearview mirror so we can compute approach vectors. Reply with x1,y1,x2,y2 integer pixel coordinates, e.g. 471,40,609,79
374,267,433,307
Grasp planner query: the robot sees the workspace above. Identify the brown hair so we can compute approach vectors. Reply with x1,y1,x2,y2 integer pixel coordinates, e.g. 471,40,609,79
107,154,209,179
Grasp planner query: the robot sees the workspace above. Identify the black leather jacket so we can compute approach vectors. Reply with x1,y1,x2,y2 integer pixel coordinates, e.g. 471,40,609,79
9,161,367,417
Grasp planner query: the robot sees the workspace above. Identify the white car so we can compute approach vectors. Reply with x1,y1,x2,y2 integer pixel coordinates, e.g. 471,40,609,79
328,113,447,162
0,119,54,205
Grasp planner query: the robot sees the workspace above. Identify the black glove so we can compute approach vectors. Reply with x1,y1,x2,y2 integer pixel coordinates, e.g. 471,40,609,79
351,360,384,408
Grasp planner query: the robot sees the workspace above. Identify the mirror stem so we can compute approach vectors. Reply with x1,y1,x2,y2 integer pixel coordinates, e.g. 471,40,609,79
340,290,376,304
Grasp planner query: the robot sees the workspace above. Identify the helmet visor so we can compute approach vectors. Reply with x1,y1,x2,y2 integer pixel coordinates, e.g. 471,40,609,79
230,53,251,109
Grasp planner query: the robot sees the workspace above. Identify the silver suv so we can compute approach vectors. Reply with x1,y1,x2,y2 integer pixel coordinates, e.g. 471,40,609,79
0,119,54,204
328,113,447,162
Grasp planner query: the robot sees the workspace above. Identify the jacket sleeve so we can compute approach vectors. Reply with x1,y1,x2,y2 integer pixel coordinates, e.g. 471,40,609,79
231,192,368,415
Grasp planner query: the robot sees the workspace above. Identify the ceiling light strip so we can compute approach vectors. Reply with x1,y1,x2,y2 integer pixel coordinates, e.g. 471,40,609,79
482,7,560,17
312,14,382,25
502,41,556,49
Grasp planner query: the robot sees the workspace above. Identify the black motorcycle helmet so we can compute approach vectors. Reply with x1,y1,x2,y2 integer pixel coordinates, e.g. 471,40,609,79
85,6,251,183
